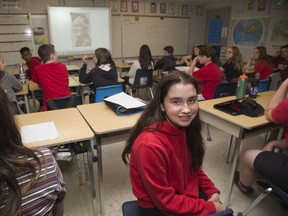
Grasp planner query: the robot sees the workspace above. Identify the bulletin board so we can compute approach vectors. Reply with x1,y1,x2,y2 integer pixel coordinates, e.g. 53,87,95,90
0,14,33,65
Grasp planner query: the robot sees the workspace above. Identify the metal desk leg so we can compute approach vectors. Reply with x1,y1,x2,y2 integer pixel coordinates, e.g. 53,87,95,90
87,138,97,216
31,90,36,109
225,133,243,206
96,135,104,216
24,94,30,113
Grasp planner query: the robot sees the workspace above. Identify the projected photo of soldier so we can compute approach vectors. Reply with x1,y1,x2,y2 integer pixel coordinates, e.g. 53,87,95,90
70,13,91,47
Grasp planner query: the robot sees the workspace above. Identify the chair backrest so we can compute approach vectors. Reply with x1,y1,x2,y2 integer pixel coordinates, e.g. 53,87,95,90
46,95,82,110
258,78,271,92
268,179,288,204
95,84,123,103
268,72,282,91
213,82,237,99
133,69,153,88
122,200,141,216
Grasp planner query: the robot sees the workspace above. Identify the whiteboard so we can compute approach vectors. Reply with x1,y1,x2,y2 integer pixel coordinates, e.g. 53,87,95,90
118,16,190,57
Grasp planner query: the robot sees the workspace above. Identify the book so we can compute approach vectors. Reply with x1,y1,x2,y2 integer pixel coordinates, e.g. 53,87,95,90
104,92,147,116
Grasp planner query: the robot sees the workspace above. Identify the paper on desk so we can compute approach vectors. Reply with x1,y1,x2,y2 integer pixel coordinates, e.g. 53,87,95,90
21,122,59,144
104,92,146,109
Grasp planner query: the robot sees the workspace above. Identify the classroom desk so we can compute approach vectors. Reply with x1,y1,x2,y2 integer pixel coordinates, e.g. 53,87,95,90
77,102,141,215
15,82,30,113
15,108,97,215
116,62,131,78
198,91,283,206
66,64,80,71
72,75,124,103
28,76,83,107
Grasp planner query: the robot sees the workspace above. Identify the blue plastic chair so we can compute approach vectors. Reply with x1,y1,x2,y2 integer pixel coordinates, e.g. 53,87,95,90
94,84,123,103
213,82,238,98
122,200,234,216
122,200,141,216
258,78,271,92
125,69,154,100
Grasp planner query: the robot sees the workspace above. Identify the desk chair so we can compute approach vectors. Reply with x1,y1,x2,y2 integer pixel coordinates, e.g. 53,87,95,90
238,179,288,216
95,84,123,102
122,200,141,216
258,78,271,92
125,69,154,102
46,95,89,185
206,82,237,141
268,72,282,90
122,200,234,216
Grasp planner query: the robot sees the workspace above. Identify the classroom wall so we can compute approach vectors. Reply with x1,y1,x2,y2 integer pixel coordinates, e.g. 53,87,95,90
0,0,210,66
229,0,288,62
204,7,231,47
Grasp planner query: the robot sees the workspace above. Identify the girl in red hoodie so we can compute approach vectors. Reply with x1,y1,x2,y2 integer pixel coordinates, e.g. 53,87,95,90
122,71,229,216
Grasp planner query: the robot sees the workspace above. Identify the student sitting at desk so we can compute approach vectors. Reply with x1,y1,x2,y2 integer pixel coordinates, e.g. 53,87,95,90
220,46,245,82
182,45,205,68
0,54,23,114
0,87,66,216
79,48,118,101
235,78,288,195
272,44,288,82
189,46,222,100
128,44,154,85
154,45,176,71
122,71,228,216
245,46,273,80
32,44,71,111
19,47,41,80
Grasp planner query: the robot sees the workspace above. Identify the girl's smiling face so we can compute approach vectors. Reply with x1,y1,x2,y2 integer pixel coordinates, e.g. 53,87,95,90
161,83,198,128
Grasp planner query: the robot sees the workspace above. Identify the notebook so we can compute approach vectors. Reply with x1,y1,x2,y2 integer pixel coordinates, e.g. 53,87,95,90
213,99,242,116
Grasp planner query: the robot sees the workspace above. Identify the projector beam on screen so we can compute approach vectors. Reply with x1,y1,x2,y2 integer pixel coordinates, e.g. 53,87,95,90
47,6,111,56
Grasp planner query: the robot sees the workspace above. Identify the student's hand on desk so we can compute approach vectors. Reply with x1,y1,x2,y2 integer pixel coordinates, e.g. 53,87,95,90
82,55,88,64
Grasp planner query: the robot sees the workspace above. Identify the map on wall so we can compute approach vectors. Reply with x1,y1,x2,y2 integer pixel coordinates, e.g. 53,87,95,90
271,19,288,42
229,18,270,46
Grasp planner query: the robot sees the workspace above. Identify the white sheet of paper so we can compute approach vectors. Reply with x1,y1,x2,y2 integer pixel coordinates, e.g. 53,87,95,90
21,122,59,144
104,92,146,109
198,94,205,101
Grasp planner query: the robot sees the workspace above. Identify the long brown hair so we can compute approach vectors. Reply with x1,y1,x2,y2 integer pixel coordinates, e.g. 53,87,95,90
122,71,205,171
227,46,245,73
95,48,116,68
139,44,154,69
0,88,42,215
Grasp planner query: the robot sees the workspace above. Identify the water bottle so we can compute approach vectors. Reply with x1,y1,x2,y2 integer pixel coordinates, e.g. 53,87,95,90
19,64,26,84
236,74,248,99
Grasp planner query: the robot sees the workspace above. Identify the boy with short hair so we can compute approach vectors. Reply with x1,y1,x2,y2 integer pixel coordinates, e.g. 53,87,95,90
19,47,41,80
155,45,176,71
32,44,71,111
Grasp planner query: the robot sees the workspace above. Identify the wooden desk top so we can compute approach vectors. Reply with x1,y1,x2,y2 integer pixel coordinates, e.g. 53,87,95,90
77,102,141,134
15,108,94,148
199,91,275,129
66,65,80,71
15,82,29,96
28,76,81,91
116,63,132,69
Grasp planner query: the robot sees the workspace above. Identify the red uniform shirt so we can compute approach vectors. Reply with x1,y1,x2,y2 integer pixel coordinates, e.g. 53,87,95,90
32,62,71,111
254,60,273,80
192,63,222,100
271,99,288,144
26,57,41,80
